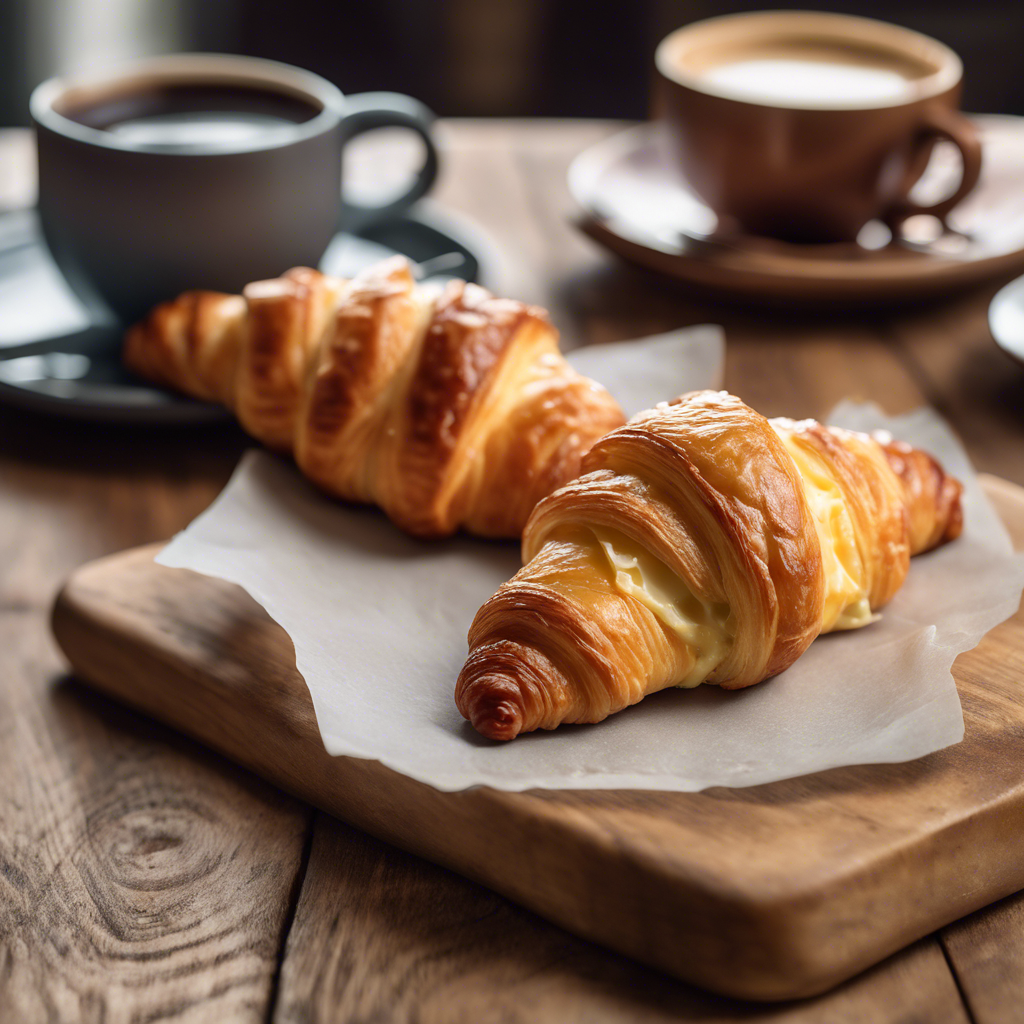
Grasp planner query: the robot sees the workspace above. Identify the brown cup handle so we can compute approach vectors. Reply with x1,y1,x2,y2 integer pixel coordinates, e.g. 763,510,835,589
887,107,982,228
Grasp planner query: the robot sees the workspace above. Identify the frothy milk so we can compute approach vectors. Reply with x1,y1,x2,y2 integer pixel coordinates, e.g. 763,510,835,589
703,57,915,107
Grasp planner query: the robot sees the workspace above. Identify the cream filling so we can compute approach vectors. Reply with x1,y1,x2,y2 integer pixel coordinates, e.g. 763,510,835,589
773,426,877,632
586,424,876,694
590,527,732,688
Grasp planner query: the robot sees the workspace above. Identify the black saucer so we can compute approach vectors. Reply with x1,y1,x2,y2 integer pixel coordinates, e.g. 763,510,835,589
0,203,490,422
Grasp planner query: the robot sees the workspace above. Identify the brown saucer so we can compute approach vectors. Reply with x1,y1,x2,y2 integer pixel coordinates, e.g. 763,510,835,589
570,116,1024,304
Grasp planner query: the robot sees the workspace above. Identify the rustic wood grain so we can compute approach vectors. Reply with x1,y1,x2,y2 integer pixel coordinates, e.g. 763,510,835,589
273,813,969,1024
0,398,313,1021
941,890,1024,1024
0,618,312,1023
49,474,1024,1002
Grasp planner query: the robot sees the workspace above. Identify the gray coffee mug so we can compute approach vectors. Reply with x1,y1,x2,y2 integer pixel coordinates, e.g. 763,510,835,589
30,54,439,325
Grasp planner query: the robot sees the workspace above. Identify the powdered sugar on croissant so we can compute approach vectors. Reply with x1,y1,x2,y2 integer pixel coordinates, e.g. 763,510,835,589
124,257,625,538
456,390,963,740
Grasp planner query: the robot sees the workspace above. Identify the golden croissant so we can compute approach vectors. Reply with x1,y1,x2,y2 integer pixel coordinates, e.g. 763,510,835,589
124,256,624,538
456,391,963,740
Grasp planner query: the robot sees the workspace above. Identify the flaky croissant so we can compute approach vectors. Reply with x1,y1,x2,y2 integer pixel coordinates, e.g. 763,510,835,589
124,257,624,538
456,391,963,740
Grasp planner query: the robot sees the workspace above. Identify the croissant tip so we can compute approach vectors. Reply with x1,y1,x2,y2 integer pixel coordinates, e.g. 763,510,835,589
471,700,520,741
472,699,523,741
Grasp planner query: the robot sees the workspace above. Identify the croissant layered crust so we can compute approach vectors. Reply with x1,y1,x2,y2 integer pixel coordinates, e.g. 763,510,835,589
456,391,964,740
124,257,625,538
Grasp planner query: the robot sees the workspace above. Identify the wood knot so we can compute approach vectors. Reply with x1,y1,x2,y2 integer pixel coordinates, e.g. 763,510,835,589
80,795,227,942
86,798,221,893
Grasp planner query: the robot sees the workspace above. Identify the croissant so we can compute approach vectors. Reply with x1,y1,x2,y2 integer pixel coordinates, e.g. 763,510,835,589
124,256,625,538
456,391,963,740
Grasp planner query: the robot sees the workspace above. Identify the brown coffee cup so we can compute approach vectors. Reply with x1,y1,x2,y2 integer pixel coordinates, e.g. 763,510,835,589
31,54,438,325
653,12,981,244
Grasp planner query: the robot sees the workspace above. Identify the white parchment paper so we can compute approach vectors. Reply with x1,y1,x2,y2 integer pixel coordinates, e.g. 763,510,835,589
157,327,1024,792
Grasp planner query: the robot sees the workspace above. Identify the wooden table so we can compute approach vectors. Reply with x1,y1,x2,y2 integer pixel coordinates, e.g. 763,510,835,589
2,120,1023,1023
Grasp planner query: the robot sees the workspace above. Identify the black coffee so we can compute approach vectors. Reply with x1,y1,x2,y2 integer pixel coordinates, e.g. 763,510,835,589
61,83,321,148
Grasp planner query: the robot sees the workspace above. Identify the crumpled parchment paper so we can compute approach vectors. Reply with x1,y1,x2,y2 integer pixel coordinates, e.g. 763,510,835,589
156,326,1024,791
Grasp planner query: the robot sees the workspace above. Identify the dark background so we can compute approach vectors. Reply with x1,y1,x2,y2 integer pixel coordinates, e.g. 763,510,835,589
2,0,1023,125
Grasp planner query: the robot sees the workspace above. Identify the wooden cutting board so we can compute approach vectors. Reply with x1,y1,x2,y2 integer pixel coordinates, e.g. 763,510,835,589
50,475,1024,1003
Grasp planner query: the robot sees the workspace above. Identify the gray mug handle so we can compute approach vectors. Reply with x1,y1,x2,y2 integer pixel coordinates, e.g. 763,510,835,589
338,92,439,233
